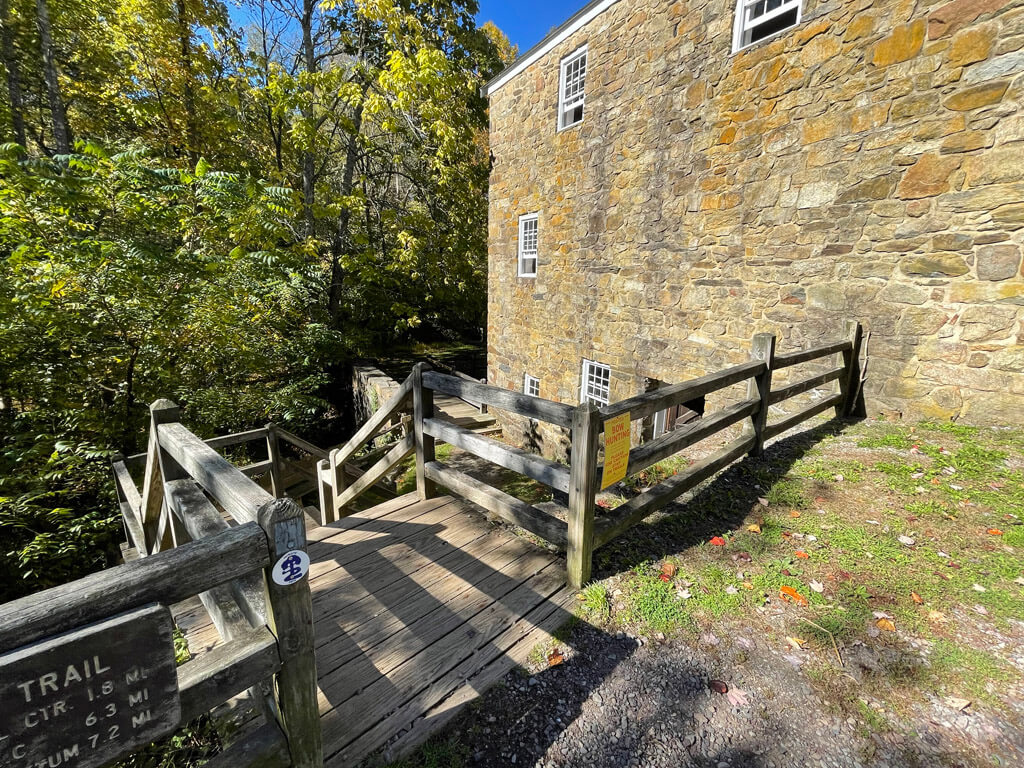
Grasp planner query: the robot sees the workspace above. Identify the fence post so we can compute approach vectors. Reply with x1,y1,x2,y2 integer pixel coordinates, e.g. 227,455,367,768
743,332,776,457
266,423,283,499
258,498,323,768
567,402,600,589
840,320,866,418
412,362,436,500
140,399,181,554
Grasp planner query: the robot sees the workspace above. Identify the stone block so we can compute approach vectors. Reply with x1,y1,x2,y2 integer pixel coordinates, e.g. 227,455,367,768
896,153,962,199
806,282,848,310
900,252,970,276
837,174,898,203
943,80,1010,110
873,19,927,66
897,306,949,335
797,180,839,208
948,24,996,66
958,304,1019,340
965,49,1024,82
928,0,1011,40
880,283,930,304
964,147,1024,186
975,244,1022,281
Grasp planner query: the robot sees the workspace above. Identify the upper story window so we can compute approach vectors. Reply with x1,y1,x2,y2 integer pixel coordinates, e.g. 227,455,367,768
733,0,802,51
524,374,540,397
518,213,538,277
581,359,611,406
558,46,587,130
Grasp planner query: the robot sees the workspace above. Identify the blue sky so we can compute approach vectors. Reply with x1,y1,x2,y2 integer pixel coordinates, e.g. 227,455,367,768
475,0,584,52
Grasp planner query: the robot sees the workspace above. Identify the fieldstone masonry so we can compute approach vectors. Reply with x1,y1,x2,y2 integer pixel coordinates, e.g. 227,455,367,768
486,0,1024,446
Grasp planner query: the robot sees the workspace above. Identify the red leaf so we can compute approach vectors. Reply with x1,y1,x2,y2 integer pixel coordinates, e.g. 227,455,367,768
794,551,809,559
709,680,729,694
780,585,809,606
987,528,1004,536
710,536,726,546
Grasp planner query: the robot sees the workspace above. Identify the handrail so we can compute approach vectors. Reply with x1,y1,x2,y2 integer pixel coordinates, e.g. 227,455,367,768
422,370,575,428
276,426,330,461
772,339,851,370
424,355,488,413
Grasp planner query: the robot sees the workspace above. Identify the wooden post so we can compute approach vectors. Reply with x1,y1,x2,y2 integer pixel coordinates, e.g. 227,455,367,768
266,424,283,499
479,377,488,414
317,458,334,525
839,319,866,418
412,362,436,500
567,402,600,589
257,498,322,768
328,442,348,525
743,332,776,457
140,399,180,554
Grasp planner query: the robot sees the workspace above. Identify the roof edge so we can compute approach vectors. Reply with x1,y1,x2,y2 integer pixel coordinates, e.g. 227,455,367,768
483,0,621,98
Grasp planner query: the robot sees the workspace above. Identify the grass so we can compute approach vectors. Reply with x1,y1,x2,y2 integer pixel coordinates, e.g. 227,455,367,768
385,735,469,768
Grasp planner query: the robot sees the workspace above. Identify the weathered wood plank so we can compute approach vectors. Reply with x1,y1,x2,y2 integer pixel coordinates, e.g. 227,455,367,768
423,417,571,493
599,360,765,423
205,428,269,451
202,722,291,768
422,370,574,428
177,625,280,723
743,333,776,457
768,365,844,405
762,392,844,441
772,339,852,370
158,421,275,525
276,428,329,460
239,459,274,477
840,319,866,417
112,457,143,522
333,433,414,514
614,398,759,478
331,374,413,472
567,403,600,588
141,399,181,553
594,435,754,548
424,461,568,548
412,363,436,501
0,524,269,653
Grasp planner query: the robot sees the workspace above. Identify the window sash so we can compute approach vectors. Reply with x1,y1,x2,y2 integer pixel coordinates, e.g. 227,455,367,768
558,48,587,129
518,214,538,277
734,0,801,50
580,359,611,406
524,374,540,397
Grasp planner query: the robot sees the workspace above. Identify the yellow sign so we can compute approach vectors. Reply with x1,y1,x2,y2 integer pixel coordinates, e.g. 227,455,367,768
601,412,631,489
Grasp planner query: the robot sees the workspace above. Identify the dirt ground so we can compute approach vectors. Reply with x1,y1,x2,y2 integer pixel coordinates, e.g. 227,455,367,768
379,417,1024,768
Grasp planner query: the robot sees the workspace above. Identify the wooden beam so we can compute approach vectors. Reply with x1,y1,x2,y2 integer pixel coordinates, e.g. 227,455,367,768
840,319,866,417
423,417,571,493
204,428,269,451
594,434,754,549
258,499,323,768
599,360,765,423
201,722,291,768
331,373,413,471
424,460,568,548
239,459,274,477
177,625,280,723
743,333,776,457
158,422,275,525
275,427,329,460
768,365,844,405
140,399,180,554
615,398,759,477
567,403,600,588
772,339,852,370
334,433,414,514
763,392,844,441
0,524,269,653
422,370,575,428
413,363,436,501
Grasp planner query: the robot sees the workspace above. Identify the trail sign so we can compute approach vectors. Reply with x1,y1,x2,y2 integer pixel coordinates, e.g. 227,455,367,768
0,603,181,768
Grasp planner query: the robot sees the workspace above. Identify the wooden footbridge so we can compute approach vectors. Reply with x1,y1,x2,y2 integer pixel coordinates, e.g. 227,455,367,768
0,324,863,768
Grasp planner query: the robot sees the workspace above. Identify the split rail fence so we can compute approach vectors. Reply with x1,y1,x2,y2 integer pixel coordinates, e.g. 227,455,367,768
320,320,864,588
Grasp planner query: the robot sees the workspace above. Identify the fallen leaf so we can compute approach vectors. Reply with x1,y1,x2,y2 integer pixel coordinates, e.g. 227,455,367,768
780,586,809,606
741,581,754,590
972,583,987,593
945,697,971,711
747,523,762,534
898,535,916,546
947,561,961,569
809,580,824,593
661,561,677,578
930,478,941,486
547,650,564,667
710,536,726,546
725,687,749,708
678,589,692,599
833,474,844,482
987,529,1004,536
928,610,947,623
725,585,739,595
911,592,924,604
757,497,769,507
814,496,826,504
974,604,989,616
790,510,801,518
806,534,817,542
866,519,880,525
876,618,896,632
786,636,807,650
709,679,729,694
735,551,752,562
910,471,924,479
659,573,671,583
795,550,809,559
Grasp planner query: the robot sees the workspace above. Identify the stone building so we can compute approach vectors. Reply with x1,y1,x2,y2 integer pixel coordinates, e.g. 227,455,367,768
484,0,1024,453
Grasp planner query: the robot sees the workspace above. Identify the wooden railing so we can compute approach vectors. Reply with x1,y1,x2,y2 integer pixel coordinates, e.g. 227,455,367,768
315,322,864,589
85,401,322,767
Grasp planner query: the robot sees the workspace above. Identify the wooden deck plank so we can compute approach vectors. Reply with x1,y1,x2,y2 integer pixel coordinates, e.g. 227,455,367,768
171,493,571,768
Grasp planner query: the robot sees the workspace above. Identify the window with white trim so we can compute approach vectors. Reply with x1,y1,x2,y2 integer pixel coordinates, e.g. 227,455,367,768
558,46,587,130
580,359,611,406
518,213,538,277
524,374,540,397
733,0,801,52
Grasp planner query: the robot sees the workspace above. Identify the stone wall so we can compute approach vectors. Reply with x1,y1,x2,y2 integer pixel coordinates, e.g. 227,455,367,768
352,363,402,426
487,0,1024,442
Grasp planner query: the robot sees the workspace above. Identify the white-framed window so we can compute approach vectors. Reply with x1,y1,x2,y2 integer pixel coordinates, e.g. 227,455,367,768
580,359,611,406
524,374,540,397
732,0,801,52
517,213,538,277
558,45,587,130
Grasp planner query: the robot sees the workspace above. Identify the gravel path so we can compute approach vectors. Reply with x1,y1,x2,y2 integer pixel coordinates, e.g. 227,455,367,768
390,620,1018,768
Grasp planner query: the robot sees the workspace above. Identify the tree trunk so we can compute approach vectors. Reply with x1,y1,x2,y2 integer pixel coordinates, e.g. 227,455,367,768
0,0,26,146
34,0,69,154
175,0,197,160
327,101,364,323
299,0,316,238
